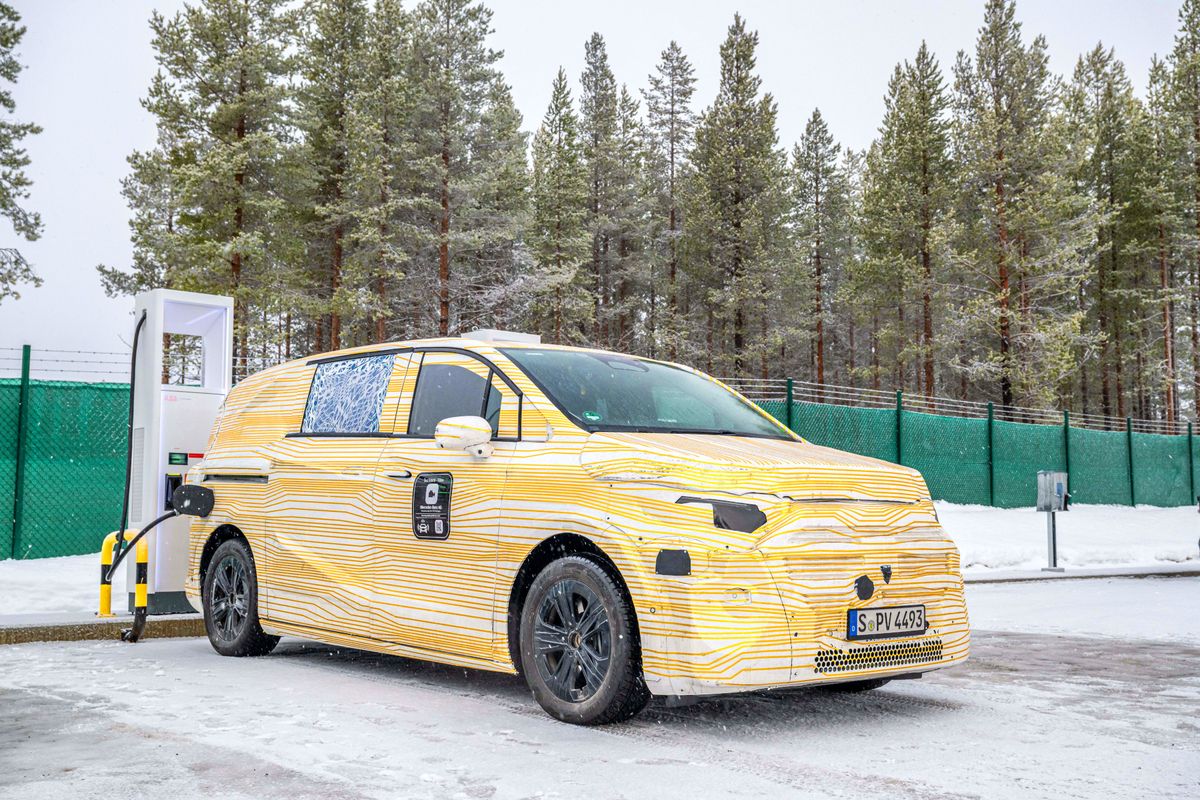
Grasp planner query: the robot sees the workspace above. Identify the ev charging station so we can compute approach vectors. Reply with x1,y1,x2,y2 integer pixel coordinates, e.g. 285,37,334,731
124,289,232,614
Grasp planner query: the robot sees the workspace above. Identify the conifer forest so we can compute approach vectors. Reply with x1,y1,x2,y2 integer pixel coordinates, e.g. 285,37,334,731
80,0,1200,421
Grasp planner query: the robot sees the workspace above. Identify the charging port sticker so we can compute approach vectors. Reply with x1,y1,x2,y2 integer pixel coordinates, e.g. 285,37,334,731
412,473,453,540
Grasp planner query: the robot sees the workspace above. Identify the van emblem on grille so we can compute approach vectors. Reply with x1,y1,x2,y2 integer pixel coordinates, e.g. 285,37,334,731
880,565,892,584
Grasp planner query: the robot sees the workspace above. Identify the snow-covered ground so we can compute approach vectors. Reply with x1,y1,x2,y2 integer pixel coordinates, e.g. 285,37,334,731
1,577,1196,799
966,575,1199,643
937,501,1197,572
0,552,130,617
0,503,1196,617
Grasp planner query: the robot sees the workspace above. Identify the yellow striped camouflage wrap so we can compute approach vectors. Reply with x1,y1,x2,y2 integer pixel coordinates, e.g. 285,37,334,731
185,338,969,695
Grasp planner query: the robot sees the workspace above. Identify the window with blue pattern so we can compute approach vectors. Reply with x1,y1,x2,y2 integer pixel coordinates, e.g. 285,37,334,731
301,354,394,434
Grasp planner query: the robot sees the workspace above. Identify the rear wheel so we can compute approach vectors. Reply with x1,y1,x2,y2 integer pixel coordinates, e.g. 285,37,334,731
519,556,649,725
202,538,279,657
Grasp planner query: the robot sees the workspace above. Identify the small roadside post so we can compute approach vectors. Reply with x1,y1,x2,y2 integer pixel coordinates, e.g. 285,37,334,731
1037,470,1070,572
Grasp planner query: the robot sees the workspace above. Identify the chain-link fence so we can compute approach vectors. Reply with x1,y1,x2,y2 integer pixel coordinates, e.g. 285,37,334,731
733,377,1198,509
1,346,130,559
2,346,1197,560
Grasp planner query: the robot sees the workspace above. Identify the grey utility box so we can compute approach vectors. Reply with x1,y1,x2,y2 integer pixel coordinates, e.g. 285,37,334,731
1036,471,1069,512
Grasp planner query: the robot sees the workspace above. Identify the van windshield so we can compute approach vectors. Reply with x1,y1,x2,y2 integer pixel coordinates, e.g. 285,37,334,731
501,348,791,440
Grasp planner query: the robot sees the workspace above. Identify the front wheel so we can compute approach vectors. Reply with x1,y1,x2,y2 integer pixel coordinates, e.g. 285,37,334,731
519,556,650,725
202,538,279,657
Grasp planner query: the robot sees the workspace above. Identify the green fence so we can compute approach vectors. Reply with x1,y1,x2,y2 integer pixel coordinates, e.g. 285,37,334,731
3,356,1199,559
762,394,1198,510
2,350,130,560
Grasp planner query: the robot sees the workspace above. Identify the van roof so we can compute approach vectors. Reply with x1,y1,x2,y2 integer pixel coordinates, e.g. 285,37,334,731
255,337,681,378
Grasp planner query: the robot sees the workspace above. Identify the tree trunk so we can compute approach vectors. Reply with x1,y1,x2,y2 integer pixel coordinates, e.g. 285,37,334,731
439,131,451,336
759,311,768,379
330,222,343,349
847,315,856,385
920,153,934,397
921,242,934,397
233,85,247,367
959,338,968,400
813,179,825,390
1192,267,1200,418
375,121,391,344
1160,222,1175,423
994,151,1012,408
1193,100,1200,417
870,311,880,391
1114,316,1125,419
667,89,679,360
705,306,714,374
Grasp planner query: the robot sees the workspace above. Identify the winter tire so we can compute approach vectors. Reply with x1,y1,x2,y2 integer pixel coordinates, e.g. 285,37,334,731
202,538,279,657
519,556,650,725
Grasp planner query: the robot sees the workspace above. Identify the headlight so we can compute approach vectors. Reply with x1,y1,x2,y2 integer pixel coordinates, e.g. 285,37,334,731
675,495,766,533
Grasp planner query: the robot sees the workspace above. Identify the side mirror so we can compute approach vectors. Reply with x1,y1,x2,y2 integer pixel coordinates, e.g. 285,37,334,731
171,483,215,517
434,416,494,458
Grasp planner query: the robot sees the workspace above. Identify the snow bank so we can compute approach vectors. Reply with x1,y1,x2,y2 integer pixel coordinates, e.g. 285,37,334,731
0,553,125,617
939,502,1200,572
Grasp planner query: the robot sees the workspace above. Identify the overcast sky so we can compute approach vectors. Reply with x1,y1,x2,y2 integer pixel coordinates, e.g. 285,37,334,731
0,0,1183,361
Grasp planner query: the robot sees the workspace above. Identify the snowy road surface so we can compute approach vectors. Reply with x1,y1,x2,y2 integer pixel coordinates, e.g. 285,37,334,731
1,578,1197,799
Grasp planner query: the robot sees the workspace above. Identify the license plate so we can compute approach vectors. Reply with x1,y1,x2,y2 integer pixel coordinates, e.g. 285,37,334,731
847,604,926,640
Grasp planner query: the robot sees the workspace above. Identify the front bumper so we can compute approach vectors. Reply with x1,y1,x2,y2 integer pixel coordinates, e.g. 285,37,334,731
637,528,970,697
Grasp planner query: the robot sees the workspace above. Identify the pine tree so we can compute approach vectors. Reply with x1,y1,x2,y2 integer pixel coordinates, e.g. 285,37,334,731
609,85,651,351
529,68,590,343
1066,45,1142,417
643,41,696,358
408,0,504,337
579,33,620,346
791,109,846,387
861,43,954,396
952,0,1095,408
298,0,368,352
1170,0,1200,416
837,146,868,388
683,14,786,375
102,0,297,365
456,78,530,331
1138,57,1187,421
345,0,415,345
0,2,40,304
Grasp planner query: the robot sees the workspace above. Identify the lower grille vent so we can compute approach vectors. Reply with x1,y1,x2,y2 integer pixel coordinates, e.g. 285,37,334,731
813,638,943,674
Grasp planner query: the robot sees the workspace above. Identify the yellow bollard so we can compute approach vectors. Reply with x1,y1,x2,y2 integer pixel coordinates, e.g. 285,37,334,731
98,531,149,621
98,532,119,618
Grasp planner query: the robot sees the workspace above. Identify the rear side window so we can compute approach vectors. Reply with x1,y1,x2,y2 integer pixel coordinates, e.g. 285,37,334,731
302,353,394,434
408,362,488,436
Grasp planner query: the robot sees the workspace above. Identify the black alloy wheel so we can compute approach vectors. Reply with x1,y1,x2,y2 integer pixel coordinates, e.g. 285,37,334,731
202,538,279,657
519,556,650,725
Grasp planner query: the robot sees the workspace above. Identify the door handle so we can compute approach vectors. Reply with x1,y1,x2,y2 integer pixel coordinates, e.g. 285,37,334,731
385,470,413,480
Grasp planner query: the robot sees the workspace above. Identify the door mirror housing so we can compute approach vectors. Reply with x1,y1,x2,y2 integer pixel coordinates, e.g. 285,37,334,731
434,416,494,458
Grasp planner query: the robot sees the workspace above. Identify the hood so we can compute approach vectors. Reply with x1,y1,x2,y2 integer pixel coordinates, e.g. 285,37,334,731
579,432,929,504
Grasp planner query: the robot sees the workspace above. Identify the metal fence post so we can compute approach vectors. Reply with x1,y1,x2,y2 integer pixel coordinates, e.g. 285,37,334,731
987,402,995,506
1126,416,1135,507
9,344,31,559
785,377,794,432
1063,410,1071,477
895,390,903,465
1188,421,1195,505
